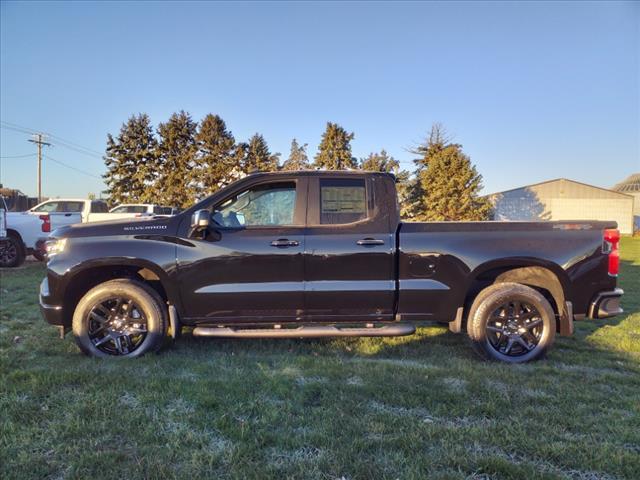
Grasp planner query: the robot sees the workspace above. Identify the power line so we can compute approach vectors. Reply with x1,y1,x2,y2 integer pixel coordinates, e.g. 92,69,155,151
44,154,103,179
0,153,37,159
1,121,103,158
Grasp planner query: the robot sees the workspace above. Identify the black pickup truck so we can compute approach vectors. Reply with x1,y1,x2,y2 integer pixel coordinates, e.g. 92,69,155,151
40,171,624,363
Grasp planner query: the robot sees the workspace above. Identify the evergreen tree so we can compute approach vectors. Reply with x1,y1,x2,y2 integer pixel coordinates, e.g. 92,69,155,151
411,124,491,221
193,114,238,196
103,113,158,206
282,138,310,170
359,149,400,173
156,111,198,208
243,134,279,173
313,122,356,169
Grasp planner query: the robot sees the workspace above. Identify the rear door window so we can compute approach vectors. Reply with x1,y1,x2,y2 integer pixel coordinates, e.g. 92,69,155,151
319,178,368,225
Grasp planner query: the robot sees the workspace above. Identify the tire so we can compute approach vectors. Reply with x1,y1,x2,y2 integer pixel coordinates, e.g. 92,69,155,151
467,282,556,363
72,278,168,358
0,235,25,268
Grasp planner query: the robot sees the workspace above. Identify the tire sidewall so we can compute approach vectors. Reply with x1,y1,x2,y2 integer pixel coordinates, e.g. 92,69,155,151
0,236,24,268
72,281,166,358
470,285,556,363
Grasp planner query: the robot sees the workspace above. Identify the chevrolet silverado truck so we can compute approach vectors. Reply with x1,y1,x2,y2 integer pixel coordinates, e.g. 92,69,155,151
39,171,624,362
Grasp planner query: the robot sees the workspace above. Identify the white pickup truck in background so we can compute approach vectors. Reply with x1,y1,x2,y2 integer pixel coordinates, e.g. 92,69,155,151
1,199,178,267
26,198,109,226
86,203,178,223
1,196,50,268
22,199,177,224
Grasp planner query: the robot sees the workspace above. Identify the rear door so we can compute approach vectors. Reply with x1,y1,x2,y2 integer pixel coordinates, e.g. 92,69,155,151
304,175,396,322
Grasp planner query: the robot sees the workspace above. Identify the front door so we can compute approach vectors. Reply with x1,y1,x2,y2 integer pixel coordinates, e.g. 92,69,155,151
304,175,396,322
177,177,307,323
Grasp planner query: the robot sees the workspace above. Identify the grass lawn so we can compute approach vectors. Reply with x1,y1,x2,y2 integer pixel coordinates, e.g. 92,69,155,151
1,238,638,480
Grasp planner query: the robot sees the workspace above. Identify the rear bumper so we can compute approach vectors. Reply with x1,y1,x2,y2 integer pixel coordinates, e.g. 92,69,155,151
589,288,624,319
39,277,64,326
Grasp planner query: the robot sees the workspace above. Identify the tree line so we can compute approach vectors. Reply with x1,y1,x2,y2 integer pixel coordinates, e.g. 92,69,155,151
103,112,491,220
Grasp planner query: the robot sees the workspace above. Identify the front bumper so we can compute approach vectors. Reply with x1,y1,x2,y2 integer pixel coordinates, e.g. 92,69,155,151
39,277,64,326
589,288,624,319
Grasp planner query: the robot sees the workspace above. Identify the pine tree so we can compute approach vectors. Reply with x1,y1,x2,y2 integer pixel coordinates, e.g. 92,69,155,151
282,138,310,171
313,122,356,169
193,114,238,196
359,149,400,173
243,134,279,173
156,111,198,208
103,113,158,206
411,124,491,221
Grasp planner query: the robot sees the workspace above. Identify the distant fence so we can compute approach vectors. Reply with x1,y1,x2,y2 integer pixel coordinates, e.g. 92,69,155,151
0,188,41,211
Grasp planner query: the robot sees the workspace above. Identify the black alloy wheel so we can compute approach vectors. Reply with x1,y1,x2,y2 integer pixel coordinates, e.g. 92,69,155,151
87,297,148,355
467,282,556,363
485,300,543,357
72,278,168,358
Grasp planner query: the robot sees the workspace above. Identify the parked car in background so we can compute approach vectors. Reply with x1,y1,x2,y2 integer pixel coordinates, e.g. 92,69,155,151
27,198,109,227
85,204,178,223
1,196,50,268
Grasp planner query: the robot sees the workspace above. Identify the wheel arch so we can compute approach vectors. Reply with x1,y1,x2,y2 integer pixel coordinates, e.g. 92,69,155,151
462,258,573,335
60,258,181,325
6,228,27,254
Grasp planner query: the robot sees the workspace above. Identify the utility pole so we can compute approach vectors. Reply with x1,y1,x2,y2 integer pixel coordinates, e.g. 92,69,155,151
28,133,51,202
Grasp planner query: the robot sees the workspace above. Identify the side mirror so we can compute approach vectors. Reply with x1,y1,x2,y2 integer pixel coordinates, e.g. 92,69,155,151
191,209,210,230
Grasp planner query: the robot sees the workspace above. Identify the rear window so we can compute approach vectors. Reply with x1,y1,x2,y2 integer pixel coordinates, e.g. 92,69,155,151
111,205,147,214
90,201,108,213
60,202,84,213
320,178,367,224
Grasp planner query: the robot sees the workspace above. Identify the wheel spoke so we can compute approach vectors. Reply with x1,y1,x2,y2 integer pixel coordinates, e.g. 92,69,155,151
524,319,543,329
94,335,112,347
89,311,109,324
503,337,515,354
487,325,503,333
114,335,126,354
516,337,535,351
95,304,111,318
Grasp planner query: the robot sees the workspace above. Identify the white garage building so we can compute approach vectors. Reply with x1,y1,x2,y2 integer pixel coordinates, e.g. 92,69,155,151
612,173,640,231
488,178,635,234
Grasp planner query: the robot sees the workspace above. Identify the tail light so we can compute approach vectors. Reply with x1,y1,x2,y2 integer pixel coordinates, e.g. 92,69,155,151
39,215,51,233
603,229,620,276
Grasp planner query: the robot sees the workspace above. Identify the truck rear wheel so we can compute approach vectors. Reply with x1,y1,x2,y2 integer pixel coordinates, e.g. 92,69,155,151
467,282,556,363
0,235,25,268
72,279,168,358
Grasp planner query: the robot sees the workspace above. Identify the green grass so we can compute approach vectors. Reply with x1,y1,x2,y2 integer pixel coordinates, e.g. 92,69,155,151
1,239,639,480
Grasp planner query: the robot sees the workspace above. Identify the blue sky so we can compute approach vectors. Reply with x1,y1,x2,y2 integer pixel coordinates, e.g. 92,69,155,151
1,1,638,199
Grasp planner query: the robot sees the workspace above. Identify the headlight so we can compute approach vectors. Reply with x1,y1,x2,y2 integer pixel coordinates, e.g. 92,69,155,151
45,238,67,257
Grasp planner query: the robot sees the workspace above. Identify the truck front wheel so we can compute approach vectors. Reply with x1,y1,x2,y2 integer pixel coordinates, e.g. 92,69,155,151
72,279,168,358
467,283,556,363
0,235,25,268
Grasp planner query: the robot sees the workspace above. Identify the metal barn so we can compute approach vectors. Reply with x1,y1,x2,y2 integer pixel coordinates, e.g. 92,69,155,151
488,178,635,234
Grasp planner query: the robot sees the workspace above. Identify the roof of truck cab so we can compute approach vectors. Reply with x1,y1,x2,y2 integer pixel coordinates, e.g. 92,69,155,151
244,170,396,178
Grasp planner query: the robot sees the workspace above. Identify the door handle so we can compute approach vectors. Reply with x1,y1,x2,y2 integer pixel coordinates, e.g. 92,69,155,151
270,239,300,248
356,238,385,246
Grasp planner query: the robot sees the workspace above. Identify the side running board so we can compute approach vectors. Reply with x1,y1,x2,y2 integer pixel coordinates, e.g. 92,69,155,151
192,324,416,339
